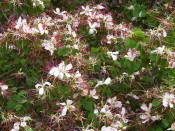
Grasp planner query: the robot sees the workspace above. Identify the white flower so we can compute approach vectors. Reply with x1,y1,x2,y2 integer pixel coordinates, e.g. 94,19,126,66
95,77,112,87
59,99,76,116
127,5,135,10
106,35,115,44
162,92,175,108
67,24,77,37
80,5,93,16
151,46,165,55
35,81,52,95
140,103,153,123
141,103,152,113
42,39,56,55
94,5,105,10
107,51,119,60
100,105,113,118
49,62,72,79
101,126,117,131
106,97,122,108
94,109,98,115
53,8,67,15
0,83,8,95
0,85,8,91
125,48,140,61
151,114,162,121
167,122,175,130
89,89,98,99
38,23,48,35
15,17,27,29
140,114,151,123
11,122,20,131
88,22,97,34
20,121,27,127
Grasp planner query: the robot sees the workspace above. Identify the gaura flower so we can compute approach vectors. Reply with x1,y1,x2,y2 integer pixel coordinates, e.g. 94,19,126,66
38,23,48,35
0,82,8,96
49,61,72,80
107,51,119,60
125,48,140,61
95,77,111,88
35,81,52,95
59,99,76,116
89,89,98,99
80,5,93,16
167,122,175,130
162,92,175,108
88,22,97,34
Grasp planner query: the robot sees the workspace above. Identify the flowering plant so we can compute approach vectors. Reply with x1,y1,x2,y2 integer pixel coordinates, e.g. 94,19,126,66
0,0,175,130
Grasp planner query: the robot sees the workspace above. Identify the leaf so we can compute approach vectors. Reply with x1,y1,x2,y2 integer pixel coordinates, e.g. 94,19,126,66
133,28,144,38
125,38,138,48
162,119,169,127
152,98,160,107
84,100,93,111
91,47,100,53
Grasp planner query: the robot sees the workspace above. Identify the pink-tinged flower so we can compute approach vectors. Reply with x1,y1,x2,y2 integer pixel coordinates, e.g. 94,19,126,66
48,61,72,80
151,114,162,121
162,92,175,108
125,48,140,61
66,24,77,38
140,114,151,123
42,39,56,55
106,97,122,108
100,105,113,118
101,126,117,131
80,5,93,16
95,77,111,87
141,103,152,113
106,35,115,44
89,89,98,99
0,82,8,96
59,99,76,116
140,103,152,123
107,51,119,60
151,45,165,55
115,107,129,123
38,23,48,35
15,17,27,29
88,22,97,34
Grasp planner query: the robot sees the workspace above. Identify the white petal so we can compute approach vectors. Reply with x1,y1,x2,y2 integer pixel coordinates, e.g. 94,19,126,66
61,107,68,116
66,99,73,105
1,85,8,90
163,99,168,107
60,102,66,106
44,82,51,86
104,78,111,85
65,73,71,78
20,121,27,127
39,88,44,95
58,72,64,79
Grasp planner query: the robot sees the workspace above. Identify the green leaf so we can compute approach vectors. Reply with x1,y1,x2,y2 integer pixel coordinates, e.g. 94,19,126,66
84,100,93,111
125,38,138,48
152,98,160,107
91,47,100,53
162,119,169,127
133,28,144,38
